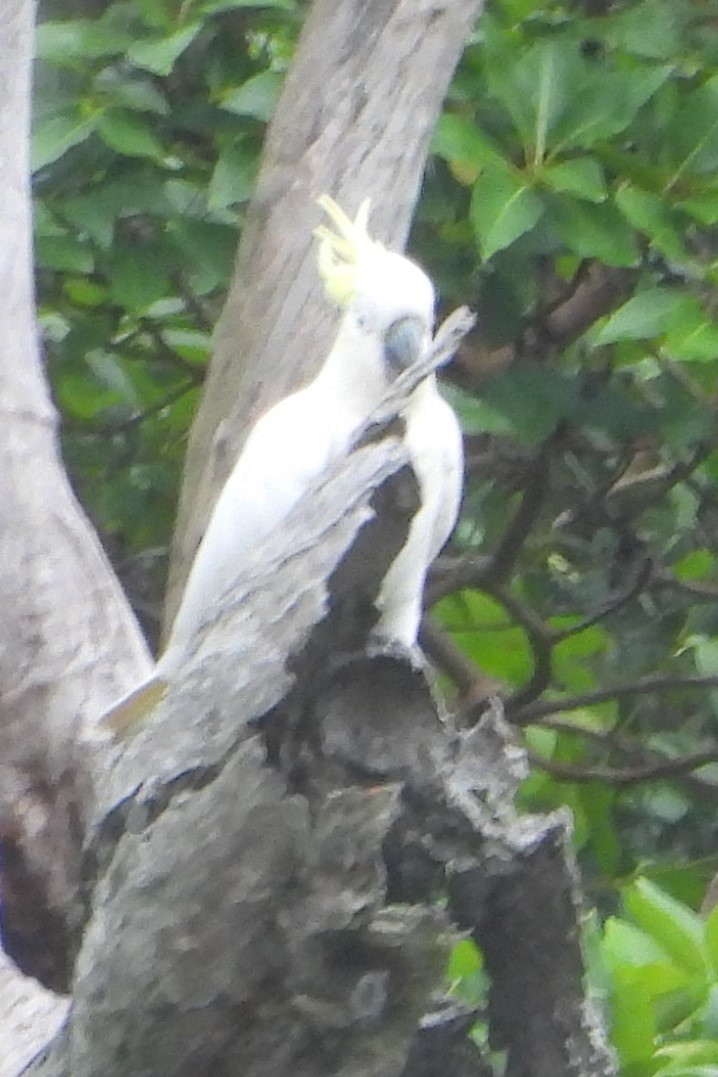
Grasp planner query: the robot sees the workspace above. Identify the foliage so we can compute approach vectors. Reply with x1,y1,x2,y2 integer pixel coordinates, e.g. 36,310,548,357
593,877,718,1076
31,0,718,1069
34,0,301,640
448,876,718,1076
421,0,718,893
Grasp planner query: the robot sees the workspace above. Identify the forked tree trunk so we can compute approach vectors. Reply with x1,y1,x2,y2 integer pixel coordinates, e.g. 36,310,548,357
24,363,616,1076
1,0,616,1073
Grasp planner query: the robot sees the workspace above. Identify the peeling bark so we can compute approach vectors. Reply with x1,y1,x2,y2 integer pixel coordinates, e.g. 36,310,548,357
2,1,617,1072
22,413,614,1075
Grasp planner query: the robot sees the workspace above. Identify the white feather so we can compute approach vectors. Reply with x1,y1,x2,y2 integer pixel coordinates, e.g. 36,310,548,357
161,250,439,669
373,380,463,646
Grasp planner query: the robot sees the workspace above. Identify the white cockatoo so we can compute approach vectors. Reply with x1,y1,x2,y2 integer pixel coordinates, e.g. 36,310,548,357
100,196,463,732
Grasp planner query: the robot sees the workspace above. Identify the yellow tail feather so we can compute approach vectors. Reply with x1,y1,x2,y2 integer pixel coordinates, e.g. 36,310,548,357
99,676,168,736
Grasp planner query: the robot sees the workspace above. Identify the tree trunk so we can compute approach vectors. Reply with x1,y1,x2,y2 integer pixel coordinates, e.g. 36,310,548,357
0,1,617,1073
0,0,152,1054
165,0,484,630
22,389,616,1076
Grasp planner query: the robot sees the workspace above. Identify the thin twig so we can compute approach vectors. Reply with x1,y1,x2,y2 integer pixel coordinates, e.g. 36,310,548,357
425,554,492,607
419,617,498,705
64,381,197,434
653,569,718,602
527,747,718,786
515,672,718,725
489,445,551,583
550,557,652,642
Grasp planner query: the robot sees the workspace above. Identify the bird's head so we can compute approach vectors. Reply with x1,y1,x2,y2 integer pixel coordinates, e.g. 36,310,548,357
315,196,435,378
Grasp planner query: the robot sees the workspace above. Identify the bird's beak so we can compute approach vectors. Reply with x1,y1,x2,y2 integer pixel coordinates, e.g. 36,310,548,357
383,315,427,379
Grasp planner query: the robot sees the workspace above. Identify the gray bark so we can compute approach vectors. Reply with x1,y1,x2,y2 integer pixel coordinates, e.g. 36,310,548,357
1,1,616,1072
0,0,151,1053
165,0,484,630
21,400,615,1075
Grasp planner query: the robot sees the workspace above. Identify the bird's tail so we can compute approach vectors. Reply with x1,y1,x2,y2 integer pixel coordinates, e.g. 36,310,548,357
98,675,168,736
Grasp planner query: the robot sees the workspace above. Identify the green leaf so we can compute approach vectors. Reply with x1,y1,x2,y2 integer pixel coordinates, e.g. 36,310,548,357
440,384,516,437
579,784,620,878
656,1041,718,1069
552,64,672,152
434,590,533,686
602,0,681,60
616,184,688,261
704,906,718,978
32,113,96,171
673,550,715,583
667,76,718,179
220,71,284,122
96,110,165,160
127,24,202,76
208,142,259,209
446,938,488,1008
541,157,607,203
86,351,141,408
35,19,130,64
480,362,579,445
678,186,718,226
161,328,211,364
109,243,171,312
663,299,718,363
594,288,688,344
431,113,503,184
96,74,170,116
36,235,94,273
166,219,237,294
605,964,659,1066
470,160,544,260
623,878,708,979
549,198,640,266
55,370,122,420
699,983,718,1040
654,1067,718,1076
133,0,173,29
62,278,108,308
447,938,483,982
602,917,676,972
200,0,294,10
484,37,581,158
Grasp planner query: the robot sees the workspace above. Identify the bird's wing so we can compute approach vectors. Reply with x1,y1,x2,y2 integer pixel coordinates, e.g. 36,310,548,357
373,389,463,647
99,384,342,735
164,383,343,660
98,674,168,734
419,393,464,562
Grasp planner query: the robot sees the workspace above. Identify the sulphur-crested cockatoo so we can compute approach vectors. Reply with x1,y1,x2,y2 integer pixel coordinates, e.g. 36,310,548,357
100,196,463,732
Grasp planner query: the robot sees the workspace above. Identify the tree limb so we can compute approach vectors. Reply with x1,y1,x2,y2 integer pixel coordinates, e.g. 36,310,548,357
0,0,152,1028
515,673,718,725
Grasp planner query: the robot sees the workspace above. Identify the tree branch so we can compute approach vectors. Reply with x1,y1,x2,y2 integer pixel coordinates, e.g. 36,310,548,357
515,672,718,725
550,556,653,642
487,444,551,584
527,746,718,786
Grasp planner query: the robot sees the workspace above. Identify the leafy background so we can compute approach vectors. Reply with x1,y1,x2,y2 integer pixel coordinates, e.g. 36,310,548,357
33,0,718,1070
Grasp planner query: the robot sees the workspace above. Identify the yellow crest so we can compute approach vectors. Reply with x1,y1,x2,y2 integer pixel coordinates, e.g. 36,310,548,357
314,195,376,307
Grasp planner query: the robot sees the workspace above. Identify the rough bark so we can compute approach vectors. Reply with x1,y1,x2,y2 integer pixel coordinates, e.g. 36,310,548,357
165,0,484,629
21,409,615,1076
0,0,152,1048
1,1,616,1071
